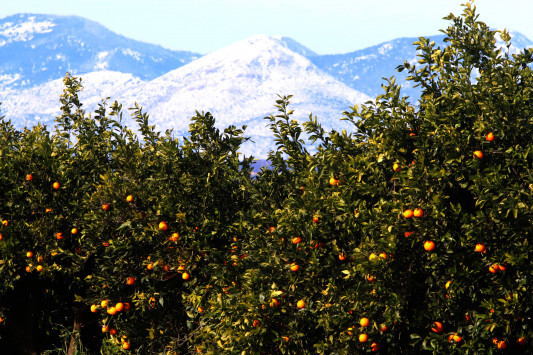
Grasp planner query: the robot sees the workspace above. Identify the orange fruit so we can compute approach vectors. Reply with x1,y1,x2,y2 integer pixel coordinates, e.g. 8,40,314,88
71,228,78,235
270,298,280,307
25,266,31,272
339,253,347,261
473,150,483,159
26,251,33,258
107,307,117,315
371,342,381,351
56,232,64,240
147,263,153,270
198,307,204,313
52,182,60,190
115,303,124,312
497,340,507,349
413,208,423,217
379,324,388,332
369,253,378,261
252,319,261,328
486,132,494,142
475,243,486,252
517,337,526,346
489,264,499,273
393,163,401,172
359,333,368,342
379,252,387,259
297,300,305,309
126,277,135,285
102,204,110,211
102,325,109,332
329,177,339,186
290,263,300,272
158,221,168,231
109,328,117,335
124,303,131,311
292,236,302,244
445,281,452,289
404,231,414,237
431,321,443,333
37,256,43,262
312,215,319,223
36,265,43,272
360,318,370,327
1,220,7,227
282,336,289,341
90,304,98,313
453,334,462,342
0,233,3,240
122,342,130,350
497,264,506,271
403,209,414,218
26,174,33,181
126,195,133,202
182,272,190,280
424,241,435,251
169,233,179,241
367,275,376,283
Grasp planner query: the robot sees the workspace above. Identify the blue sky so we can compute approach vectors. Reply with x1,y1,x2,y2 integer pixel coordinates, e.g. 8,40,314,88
1,0,532,54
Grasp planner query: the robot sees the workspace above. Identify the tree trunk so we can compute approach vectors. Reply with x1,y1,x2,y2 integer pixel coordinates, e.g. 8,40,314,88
67,304,84,355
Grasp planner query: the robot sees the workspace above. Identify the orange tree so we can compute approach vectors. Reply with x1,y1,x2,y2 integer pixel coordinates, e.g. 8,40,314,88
186,3,532,354
0,74,253,353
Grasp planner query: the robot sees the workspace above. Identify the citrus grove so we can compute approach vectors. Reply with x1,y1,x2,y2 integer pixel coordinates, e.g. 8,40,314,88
0,3,531,354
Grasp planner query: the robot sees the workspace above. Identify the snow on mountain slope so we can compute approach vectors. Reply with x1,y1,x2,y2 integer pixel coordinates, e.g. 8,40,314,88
114,35,370,156
0,14,200,90
1,71,144,127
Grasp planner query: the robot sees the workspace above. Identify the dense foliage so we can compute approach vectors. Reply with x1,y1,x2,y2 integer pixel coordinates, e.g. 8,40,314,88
0,3,531,354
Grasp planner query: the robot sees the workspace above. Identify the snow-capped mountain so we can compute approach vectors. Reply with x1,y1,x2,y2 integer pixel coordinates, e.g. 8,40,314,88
0,14,200,89
308,32,533,99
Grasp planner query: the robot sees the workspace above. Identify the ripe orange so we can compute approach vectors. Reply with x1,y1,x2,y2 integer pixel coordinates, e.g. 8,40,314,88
359,333,368,342
107,307,117,315
297,300,305,309
282,336,289,341
290,263,299,272
270,298,280,307
339,253,347,261
122,342,130,350
475,243,486,252
147,263,153,270
329,177,339,186
25,266,31,272
36,265,43,272
71,228,78,235
292,236,302,244
124,303,131,311
90,304,98,313
312,215,319,223
169,233,179,241
453,334,463,342
497,340,507,349
56,232,64,240
26,251,33,258
126,195,133,202
252,319,261,328
413,208,423,217
486,132,494,142
37,256,43,262
109,328,117,335
2,220,8,227
431,321,443,333
198,307,204,313
489,264,499,273
403,209,414,218
517,337,526,346
371,342,381,351
445,281,452,289
102,204,110,211
52,182,60,190
379,252,387,259
182,272,190,280
126,277,135,285
367,274,376,283
102,325,109,332
360,318,370,327
379,324,388,332
497,264,506,271
115,303,124,312
369,253,378,261
473,150,483,159
404,231,414,237
0,233,3,240
26,174,33,181
424,241,435,251
393,163,401,172
159,221,168,231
